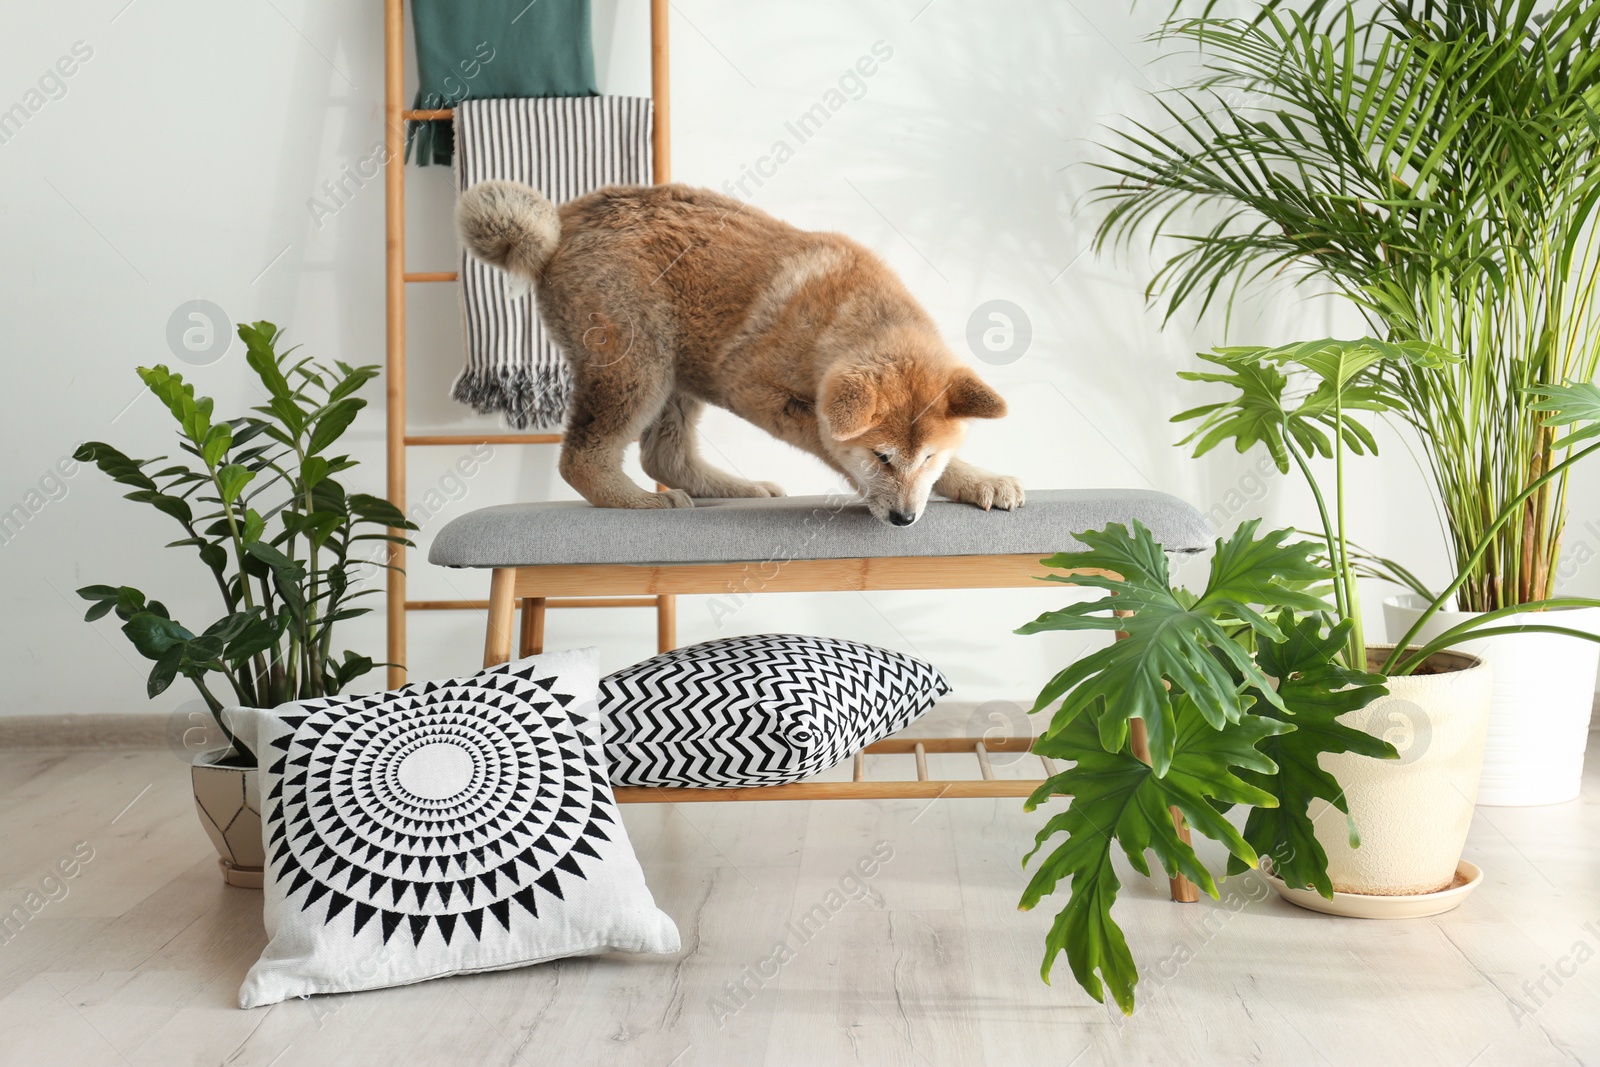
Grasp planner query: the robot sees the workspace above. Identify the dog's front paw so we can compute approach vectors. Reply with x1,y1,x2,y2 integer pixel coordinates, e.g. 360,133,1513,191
752,481,786,498
644,488,695,509
952,472,1025,512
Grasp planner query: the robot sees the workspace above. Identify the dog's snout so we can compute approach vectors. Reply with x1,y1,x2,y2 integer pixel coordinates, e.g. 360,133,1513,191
888,510,917,527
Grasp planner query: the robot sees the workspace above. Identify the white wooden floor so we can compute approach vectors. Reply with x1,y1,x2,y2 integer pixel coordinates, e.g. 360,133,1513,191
2,708,1598,1067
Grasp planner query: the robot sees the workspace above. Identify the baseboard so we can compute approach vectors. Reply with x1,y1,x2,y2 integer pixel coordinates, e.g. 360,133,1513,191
1,696,1596,749
0,713,167,749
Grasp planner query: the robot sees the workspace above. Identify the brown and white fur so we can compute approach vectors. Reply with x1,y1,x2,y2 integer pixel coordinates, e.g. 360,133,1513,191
456,180,1023,526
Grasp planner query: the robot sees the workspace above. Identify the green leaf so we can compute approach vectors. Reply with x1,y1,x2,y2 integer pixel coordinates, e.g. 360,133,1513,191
1228,613,1395,898
1528,381,1600,450
239,322,291,399
244,540,296,570
147,646,184,698
300,455,330,492
1020,699,1289,1014
74,442,158,492
307,398,365,456
349,493,418,530
226,612,288,661
1017,520,1328,773
1174,355,1295,471
77,584,122,622
242,508,266,544
137,365,213,444
1222,337,1453,391
123,489,193,525
263,396,308,438
201,423,233,468
216,464,254,504
120,613,195,661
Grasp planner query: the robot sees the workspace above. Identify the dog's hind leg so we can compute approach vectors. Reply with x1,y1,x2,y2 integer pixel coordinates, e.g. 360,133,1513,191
640,393,785,499
559,332,694,510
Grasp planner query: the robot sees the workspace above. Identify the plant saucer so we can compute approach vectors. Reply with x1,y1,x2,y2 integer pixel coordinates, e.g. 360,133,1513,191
1265,861,1482,919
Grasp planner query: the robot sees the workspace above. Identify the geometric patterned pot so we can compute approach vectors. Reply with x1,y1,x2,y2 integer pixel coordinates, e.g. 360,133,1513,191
191,748,264,889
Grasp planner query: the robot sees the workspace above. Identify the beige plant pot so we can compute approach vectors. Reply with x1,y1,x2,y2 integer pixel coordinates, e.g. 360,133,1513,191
1314,648,1492,896
191,748,264,889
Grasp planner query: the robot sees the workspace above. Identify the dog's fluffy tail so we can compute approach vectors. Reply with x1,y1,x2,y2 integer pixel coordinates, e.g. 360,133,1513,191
456,180,561,284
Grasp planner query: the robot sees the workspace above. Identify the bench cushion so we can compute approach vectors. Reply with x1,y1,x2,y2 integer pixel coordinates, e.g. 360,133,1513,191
428,489,1212,569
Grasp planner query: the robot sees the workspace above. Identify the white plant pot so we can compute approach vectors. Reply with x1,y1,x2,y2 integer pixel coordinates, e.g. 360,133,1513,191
1315,648,1491,896
191,748,264,888
1384,594,1600,806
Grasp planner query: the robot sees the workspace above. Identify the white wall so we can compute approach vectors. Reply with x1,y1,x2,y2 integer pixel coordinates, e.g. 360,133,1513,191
2,0,1595,719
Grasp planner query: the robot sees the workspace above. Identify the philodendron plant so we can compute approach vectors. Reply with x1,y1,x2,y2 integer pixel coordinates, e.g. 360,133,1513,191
74,322,416,765
1015,519,1395,1014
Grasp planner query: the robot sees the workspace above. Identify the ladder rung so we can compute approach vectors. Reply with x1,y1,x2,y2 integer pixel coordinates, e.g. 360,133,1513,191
404,271,458,283
407,598,660,611
404,108,454,120
406,434,562,446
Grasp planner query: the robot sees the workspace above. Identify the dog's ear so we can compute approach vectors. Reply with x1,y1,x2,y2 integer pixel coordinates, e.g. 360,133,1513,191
945,367,1007,420
822,366,878,441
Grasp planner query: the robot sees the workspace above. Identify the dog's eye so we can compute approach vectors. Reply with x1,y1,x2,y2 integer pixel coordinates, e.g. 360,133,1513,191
872,451,892,466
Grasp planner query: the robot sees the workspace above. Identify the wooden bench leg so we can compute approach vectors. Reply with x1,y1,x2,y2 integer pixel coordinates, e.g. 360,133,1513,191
1116,611,1197,905
1129,718,1200,903
519,596,546,657
655,594,677,652
484,568,517,668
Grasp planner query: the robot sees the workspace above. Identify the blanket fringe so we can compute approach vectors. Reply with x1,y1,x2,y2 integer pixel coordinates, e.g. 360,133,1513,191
450,363,572,431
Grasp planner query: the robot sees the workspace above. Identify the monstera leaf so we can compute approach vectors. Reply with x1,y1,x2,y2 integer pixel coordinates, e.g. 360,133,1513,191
1020,695,1290,1015
1228,614,1396,895
1017,519,1326,775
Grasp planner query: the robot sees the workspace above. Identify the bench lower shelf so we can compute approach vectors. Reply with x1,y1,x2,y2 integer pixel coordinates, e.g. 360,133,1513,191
613,735,1060,804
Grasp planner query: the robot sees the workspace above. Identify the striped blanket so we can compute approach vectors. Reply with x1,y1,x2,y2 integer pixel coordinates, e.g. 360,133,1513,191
452,96,654,430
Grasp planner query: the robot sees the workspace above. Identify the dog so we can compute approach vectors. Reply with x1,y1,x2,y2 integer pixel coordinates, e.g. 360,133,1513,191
455,181,1024,526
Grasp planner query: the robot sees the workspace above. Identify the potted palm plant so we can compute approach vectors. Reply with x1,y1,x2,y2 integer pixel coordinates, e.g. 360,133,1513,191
1094,0,1600,804
75,322,416,886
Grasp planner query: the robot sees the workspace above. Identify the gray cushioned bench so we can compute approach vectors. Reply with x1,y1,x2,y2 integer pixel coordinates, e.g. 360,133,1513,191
429,489,1212,569
428,487,1211,902
430,488,1211,665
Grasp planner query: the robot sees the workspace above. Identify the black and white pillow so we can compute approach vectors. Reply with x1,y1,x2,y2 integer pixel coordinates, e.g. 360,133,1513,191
227,647,678,1008
599,634,950,788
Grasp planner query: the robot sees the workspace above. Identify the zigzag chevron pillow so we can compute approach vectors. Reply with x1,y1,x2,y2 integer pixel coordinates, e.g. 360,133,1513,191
599,634,950,787
226,647,679,1008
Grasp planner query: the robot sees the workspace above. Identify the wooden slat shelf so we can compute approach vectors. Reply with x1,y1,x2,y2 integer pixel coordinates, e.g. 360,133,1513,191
407,597,659,611
614,735,1062,804
405,433,563,446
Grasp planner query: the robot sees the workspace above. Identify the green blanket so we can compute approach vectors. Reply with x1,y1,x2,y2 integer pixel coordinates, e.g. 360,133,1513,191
407,0,598,167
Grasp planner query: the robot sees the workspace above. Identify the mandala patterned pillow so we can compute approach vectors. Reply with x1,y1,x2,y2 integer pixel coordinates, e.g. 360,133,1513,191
598,634,950,787
226,647,679,1008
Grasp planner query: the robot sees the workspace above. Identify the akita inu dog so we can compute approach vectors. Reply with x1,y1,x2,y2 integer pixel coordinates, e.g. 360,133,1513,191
456,181,1023,526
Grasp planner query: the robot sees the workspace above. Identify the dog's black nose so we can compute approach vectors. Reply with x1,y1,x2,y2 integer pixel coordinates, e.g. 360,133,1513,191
888,510,917,527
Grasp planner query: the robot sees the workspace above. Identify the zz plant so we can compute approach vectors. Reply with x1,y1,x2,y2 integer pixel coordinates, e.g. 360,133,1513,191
75,322,416,764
